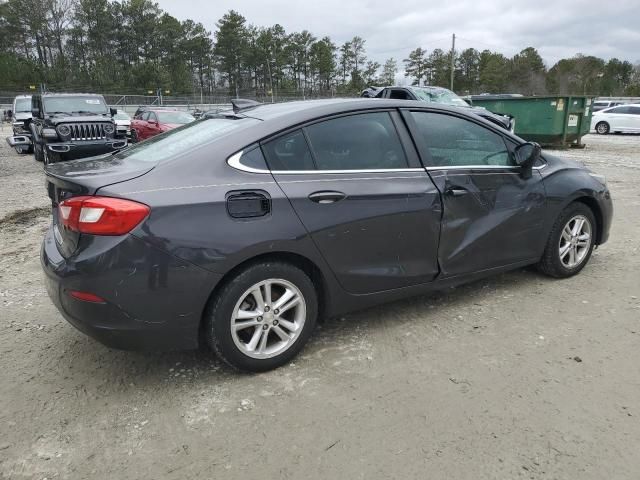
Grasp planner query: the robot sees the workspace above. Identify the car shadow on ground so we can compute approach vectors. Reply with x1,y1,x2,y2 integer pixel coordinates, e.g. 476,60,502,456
45,262,576,391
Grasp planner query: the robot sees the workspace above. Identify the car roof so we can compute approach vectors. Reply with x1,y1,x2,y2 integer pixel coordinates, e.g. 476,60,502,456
602,103,640,110
40,93,105,97
242,98,465,122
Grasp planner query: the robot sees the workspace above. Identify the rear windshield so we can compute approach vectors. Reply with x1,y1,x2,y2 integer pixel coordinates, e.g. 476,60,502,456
114,116,259,163
156,111,195,124
43,96,108,115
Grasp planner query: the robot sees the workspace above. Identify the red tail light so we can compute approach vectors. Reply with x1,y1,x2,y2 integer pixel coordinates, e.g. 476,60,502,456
59,196,149,235
68,290,106,303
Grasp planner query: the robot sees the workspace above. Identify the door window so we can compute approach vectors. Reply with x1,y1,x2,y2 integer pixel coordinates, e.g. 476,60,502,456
389,89,412,100
305,112,408,170
628,106,640,115
148,112,158,123
410,111,512,167
607,106,631,114
262,130,315,171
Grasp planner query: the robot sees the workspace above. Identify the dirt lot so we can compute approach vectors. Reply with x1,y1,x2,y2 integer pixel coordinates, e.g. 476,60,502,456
1,121,639,480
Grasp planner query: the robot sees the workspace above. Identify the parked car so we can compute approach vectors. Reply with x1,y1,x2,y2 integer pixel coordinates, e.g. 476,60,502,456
592,100,625,113
8,95,33,154
8,93,127,164
42,98,612,371
591,104,640,134
113,109,132,139
130,109,195,142
372,86,515,132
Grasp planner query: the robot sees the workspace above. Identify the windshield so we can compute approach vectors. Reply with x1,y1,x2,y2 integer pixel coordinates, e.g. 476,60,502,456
412,87,469,107
156,111,195,124
14,98,31,112
114,112,130,120
43,96,108,115
114,116,259,163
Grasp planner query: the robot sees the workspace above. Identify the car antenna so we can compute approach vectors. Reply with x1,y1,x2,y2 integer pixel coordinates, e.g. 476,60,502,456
231,98,262,114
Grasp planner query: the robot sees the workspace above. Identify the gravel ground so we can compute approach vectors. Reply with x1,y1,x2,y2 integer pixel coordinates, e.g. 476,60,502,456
1,126,639,480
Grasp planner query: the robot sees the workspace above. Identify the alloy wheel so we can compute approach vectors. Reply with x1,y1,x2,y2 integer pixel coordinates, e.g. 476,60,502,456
558,215,592,269
230,279,306,359
596,122,609,135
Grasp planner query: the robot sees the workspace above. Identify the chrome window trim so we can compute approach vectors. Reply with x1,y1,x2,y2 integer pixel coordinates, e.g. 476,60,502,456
227,150,271,174
228,150,548,174
273,168,425,175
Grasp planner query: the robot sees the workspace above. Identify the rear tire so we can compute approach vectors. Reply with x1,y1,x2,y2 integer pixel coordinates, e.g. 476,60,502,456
204,261,318,372
595,121,609,135
538,203,596,278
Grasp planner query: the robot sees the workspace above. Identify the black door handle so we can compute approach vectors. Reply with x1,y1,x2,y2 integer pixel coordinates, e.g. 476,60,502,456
308,191,346,204
446,187,468,197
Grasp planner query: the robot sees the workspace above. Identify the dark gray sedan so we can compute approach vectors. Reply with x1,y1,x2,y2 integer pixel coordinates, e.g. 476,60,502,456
42,98,613,371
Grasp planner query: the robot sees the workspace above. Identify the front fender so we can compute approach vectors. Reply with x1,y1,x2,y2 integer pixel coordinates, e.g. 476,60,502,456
540,164,612,245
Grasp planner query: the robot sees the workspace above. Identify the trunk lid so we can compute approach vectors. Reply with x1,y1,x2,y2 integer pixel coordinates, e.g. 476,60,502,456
45,154,156,257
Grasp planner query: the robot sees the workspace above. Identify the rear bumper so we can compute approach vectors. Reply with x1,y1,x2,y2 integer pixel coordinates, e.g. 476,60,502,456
41,227,221,351
46,140,127,159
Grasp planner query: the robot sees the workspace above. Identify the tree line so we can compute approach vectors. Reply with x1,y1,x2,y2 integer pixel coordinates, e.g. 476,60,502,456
1,2,639,98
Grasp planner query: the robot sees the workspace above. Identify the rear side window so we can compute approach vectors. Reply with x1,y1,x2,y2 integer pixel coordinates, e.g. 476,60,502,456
305,112,408,170
262,130,315,171
410,111,512,167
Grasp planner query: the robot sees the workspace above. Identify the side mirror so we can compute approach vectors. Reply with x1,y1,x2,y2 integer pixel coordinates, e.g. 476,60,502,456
514,142,541,179
31,107,40,118
110,107,118,117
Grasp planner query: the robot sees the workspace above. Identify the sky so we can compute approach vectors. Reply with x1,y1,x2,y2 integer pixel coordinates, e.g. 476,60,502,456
155,0,640,70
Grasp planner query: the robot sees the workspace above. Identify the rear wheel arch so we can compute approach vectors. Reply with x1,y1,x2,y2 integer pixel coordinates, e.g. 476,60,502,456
199,251,329,340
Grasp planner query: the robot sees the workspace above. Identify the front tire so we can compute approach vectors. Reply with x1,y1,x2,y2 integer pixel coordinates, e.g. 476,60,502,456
538,203,596,278
204,261,318,372
34,143,44,162
595,121,609,135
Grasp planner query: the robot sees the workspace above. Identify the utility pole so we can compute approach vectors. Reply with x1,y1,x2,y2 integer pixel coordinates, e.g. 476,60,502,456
450,33,456,91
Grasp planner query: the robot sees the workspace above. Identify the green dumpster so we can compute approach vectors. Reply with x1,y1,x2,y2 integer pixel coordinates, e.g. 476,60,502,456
469,95,595,148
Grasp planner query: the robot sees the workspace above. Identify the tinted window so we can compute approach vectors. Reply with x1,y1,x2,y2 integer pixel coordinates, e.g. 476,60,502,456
389,89,411,100
628,106,640,115
305,112,408,170
410,111,512,167
607,106,631,114
262,130,315,171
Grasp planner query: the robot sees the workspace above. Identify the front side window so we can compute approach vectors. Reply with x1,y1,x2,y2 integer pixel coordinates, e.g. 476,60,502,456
305,112,408,170
410,111,512,167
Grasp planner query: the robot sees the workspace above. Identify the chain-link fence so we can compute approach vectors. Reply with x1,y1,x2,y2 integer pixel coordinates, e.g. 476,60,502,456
2,88,357,119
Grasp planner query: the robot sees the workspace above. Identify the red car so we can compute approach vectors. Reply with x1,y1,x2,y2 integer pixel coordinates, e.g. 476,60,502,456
130,109,195,142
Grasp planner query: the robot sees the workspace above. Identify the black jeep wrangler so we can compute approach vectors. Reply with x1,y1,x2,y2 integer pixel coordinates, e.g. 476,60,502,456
29,93,127,164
